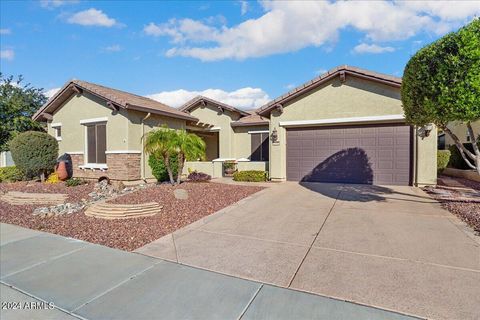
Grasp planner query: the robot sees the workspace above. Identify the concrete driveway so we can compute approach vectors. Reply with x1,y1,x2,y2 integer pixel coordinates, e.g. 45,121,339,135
137,182,480,320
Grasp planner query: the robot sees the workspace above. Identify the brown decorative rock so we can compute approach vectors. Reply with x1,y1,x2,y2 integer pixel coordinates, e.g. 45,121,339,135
173,189,188,200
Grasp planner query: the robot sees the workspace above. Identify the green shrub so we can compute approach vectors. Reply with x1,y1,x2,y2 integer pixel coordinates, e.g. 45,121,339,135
9,131,58,180
233,170,268,182
65,178,87,187
0,166,24,182
448,141,480,170
148,154,178,182
437,150,451,173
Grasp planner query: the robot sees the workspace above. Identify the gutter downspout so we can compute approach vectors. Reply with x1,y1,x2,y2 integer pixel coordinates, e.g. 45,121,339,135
141,112,152,181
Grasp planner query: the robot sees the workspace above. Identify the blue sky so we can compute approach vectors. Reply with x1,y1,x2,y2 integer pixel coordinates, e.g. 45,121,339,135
1,0,479,109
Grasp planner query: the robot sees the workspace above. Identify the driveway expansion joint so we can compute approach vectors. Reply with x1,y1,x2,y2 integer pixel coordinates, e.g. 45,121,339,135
287,187,342,288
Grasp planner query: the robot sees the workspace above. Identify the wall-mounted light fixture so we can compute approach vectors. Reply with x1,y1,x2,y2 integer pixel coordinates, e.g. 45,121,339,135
271,128,279,143
423,123,433,137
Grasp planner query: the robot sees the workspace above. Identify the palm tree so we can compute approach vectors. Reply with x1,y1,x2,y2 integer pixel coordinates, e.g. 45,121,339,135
143,126,177,184
174,130,206,184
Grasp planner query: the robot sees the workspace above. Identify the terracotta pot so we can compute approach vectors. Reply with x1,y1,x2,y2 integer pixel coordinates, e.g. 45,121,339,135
57,161,68,181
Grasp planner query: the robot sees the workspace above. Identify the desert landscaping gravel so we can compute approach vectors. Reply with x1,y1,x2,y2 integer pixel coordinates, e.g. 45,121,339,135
0,182,263,251
428,175,480,234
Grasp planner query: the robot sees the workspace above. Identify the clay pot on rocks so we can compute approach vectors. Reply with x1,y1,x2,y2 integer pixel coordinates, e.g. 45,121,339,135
56,161,68,180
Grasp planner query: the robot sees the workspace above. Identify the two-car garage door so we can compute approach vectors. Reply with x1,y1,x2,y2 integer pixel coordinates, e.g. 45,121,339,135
286,124,412,185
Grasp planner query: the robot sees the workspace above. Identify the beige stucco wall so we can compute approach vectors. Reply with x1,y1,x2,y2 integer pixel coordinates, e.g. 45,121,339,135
46,92,189,180
233,126,269,159
268,76,437,186
444,120,480,147
126,110,186,179
187,103,241,159
47,92,129,156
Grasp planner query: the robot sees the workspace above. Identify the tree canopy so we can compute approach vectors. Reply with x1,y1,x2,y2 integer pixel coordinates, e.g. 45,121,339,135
401,18,480,172
0,74,47,152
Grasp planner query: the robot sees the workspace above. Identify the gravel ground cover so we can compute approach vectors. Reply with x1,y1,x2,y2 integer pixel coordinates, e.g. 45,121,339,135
0,182,263,251
0,181,94,203
426,175,480,234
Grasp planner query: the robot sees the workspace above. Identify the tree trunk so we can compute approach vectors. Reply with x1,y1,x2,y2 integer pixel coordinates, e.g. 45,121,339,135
466,122,480,174
177,152,185,185
442,125,477,171
163,154,175,185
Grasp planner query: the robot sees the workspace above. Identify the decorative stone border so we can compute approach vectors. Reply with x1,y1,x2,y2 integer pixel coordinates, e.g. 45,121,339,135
1,191,67,205
85,202,163,219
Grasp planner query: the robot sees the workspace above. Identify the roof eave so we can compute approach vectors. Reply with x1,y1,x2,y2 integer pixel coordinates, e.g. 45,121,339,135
126,103,198,122
257,67,401,116
180,96,250,116
231,121,269,127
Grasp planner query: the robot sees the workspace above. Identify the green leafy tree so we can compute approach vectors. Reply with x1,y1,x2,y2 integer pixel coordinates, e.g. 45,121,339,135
144,126,178,184
402,18,480,173
0,74,47,152
173,130,206,184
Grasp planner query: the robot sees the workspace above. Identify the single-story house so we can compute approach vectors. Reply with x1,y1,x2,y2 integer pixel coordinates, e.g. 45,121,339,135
33,65,437,186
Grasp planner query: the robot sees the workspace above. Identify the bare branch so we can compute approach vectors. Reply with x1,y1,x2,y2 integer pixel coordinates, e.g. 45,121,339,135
442,125,477,170
443,126,476,159
466,122,480,155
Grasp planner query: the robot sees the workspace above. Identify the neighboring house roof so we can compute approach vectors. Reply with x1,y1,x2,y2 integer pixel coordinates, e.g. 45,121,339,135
33,80,197,122
179,95,251,117
257,65,402,116
231,112,269,127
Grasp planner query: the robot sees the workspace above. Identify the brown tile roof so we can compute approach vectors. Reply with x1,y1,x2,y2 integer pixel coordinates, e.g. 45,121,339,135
257,65,402,116
231,113,269,127
179,95,251,117
33,80,197,121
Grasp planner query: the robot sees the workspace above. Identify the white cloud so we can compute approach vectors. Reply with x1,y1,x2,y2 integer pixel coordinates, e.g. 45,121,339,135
240,1,249,15
147,87,270,110
285,84,295,90
40,0,79,9
145,0,480,61
0,28,11,35
44,87,61,98
316,68,327,75
103,44,122,52
0,49,14,61
67,8,118,27
353,43,395,54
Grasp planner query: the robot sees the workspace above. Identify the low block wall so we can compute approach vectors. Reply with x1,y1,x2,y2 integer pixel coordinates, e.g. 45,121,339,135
237,161,268,172
71,153,141,181
183,161,215,177
442,168,480,183
183,161,269,179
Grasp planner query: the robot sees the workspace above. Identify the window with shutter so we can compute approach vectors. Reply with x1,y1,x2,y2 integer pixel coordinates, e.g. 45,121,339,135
86,123,107,164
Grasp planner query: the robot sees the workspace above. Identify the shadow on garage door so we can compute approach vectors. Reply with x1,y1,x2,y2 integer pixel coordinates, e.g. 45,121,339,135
286,124,412,186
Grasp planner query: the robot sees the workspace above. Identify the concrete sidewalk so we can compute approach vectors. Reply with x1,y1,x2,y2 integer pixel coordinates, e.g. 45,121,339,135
0,223,416,320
